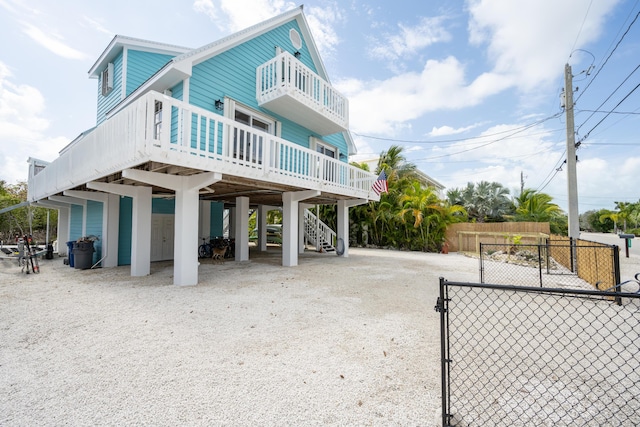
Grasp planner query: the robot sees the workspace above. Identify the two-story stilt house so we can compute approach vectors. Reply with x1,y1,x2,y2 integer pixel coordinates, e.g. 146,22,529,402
27,6,380,285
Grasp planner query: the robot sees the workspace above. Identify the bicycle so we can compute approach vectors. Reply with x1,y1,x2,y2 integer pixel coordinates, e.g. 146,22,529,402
198,237,213,258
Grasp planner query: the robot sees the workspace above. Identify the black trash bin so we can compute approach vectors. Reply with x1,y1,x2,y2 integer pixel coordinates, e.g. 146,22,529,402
45,243,54,260
73,241,95,270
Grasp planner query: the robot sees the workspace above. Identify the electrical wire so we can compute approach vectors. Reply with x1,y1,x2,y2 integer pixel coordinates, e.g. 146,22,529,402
576,7,640,102
577,81,640,143
576,63,640,135
535,150,567,192
352,113,562,145
569,0,594,57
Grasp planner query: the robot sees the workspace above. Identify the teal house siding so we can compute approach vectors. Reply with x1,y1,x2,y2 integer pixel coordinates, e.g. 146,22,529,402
152,198,175,214
96,51,124,125
190,21,314,115
189,20,348,160
210,202,224,237
170,80,184,101
118,197,133,266
85,200,103,265
126,50,174,96
69,205,84,241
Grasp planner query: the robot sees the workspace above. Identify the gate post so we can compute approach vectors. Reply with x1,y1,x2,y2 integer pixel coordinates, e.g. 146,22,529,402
436,277,451,426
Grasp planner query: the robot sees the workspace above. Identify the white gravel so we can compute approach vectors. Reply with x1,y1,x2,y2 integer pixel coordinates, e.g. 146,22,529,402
0,247,480,426
2,244,638,426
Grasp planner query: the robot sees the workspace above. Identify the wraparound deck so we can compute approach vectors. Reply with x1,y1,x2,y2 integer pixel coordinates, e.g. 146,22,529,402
28,91,376,205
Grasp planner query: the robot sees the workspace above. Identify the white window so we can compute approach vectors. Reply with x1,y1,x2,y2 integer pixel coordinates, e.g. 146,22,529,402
233,107,275,164
153,101,163,139
101,62,114,96
311,137,338,182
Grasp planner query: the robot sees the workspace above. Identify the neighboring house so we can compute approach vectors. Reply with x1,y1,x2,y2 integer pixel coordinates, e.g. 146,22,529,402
27,6,379,286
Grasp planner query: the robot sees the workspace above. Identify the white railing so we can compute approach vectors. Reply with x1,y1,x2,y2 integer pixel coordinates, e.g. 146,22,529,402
256,52,348,128
28,91,377,202
304,209,336,250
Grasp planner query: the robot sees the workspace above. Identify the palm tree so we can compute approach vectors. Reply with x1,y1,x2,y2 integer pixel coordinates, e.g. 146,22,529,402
449,181,511,222
599,210,620,233
512,189,563,222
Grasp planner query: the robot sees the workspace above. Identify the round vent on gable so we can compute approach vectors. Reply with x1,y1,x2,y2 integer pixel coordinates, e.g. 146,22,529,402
289,28,302,50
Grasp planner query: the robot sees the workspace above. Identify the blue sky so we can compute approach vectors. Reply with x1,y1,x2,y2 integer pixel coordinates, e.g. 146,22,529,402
0,0,638,213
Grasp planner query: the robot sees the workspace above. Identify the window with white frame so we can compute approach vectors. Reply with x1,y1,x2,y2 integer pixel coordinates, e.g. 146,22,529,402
101,62,114,96
311,137,338,182
232,107,275,164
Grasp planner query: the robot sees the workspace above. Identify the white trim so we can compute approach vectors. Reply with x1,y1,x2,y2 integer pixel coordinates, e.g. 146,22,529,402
310,136,338,159
121,47,128,100
182,78,189,103
89,35,191,78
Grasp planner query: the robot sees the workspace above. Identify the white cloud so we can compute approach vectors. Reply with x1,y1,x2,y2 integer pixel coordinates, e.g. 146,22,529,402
368,16,451,61
21,21,89,60
429,123,483,136
305,3,344,59
0,62,66,184
192,0,343,58
466,0,620,91
194,0,297,32
193,0,218,21
337,56,512,135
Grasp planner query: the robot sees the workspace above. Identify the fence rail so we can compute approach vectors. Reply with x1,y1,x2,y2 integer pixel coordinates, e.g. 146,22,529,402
437,277,640,426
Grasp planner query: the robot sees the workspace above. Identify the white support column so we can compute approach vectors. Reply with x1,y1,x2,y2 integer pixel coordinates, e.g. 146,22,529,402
87,181,152,277
298,203,306,254
257,205,268,252
121,169,222,286
235,196,249,261
337,199,367,258
58,207,70,255
282,190,320,267
64,190,120,268
35,200,70,255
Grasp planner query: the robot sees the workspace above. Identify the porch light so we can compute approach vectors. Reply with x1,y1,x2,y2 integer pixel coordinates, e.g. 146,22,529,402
215,99,224,111
294,51,301,58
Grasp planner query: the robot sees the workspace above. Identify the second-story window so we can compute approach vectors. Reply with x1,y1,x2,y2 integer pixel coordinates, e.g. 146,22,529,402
101,62,114,96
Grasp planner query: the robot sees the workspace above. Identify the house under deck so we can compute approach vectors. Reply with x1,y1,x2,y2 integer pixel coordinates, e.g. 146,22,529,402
28,91,379,285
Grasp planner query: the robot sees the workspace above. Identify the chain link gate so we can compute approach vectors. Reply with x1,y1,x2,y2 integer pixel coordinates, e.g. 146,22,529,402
437,277,640,426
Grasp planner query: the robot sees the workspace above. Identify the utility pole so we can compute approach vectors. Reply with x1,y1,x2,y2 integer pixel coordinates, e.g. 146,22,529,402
564,63,580,240
520,171,525,194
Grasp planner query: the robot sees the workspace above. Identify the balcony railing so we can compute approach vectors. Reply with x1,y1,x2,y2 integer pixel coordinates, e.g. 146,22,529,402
28,91,377,203
256,52,348,135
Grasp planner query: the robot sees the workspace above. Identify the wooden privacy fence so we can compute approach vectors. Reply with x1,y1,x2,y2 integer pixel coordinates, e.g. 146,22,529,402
445,222,551,254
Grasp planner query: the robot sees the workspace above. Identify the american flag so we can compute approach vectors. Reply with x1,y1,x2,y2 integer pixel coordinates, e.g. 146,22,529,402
371,170,388,195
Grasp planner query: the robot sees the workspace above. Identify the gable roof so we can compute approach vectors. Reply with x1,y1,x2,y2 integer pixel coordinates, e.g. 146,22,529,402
88,35,192,78
98,7,355,153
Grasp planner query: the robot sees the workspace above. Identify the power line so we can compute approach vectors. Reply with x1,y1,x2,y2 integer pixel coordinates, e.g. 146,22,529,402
569,0,595,56
352,113,562,145
577,109,640,115
577,81,640,143
576,8,640,102
576,63,640,135
535,150,567,193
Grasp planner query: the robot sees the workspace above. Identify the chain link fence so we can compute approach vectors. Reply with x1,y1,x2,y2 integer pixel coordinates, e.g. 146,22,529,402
437,278,640,426
479,241,621,303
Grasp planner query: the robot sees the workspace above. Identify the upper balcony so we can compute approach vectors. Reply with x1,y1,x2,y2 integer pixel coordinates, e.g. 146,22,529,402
256,52,349,135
